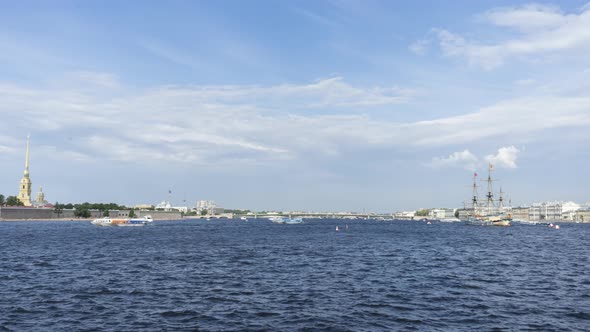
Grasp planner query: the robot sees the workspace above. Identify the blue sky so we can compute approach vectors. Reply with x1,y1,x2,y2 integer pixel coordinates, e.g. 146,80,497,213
1,1,589,211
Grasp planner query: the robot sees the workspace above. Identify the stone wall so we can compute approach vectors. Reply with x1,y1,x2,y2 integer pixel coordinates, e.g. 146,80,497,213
0,207,53,220
0,207,183,220
137,210,182,220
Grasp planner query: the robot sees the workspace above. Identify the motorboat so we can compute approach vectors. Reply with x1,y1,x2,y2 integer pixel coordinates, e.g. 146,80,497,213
91,215,153,227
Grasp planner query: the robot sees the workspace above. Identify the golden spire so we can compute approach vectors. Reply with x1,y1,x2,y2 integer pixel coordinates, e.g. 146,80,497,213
24,134,30,177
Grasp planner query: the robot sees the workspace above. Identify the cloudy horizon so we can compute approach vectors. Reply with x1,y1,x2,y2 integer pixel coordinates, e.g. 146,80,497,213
1,1,589,211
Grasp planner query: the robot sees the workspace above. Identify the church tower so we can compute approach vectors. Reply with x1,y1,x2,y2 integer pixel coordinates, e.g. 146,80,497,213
17,135,33,206
36,187,47,205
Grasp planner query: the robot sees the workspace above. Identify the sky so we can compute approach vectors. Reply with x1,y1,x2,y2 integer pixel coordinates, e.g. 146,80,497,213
1,0,590,212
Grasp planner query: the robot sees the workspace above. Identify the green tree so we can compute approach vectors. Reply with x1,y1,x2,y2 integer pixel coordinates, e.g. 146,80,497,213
454,210,460,218
0,194,5,206
200,209,208,216
74,208,91,218
54,202,63,218
6,196,24,206
103,210,110,217
128,209,135,218
415,209,429,217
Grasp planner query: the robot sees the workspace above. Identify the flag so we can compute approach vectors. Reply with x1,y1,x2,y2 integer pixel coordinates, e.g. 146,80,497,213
168,190,172,194
474,172,478,177
489,163,494,171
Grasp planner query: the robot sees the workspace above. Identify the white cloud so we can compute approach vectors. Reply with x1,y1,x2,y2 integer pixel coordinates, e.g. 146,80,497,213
485,146,520,169
482,4,567,32
434,3,590,69
430,146,522,170
430,149,479,170
409,39,430,55
0,75,588,167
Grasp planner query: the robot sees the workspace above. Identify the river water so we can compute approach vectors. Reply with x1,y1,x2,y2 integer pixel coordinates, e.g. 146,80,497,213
1,219,589,331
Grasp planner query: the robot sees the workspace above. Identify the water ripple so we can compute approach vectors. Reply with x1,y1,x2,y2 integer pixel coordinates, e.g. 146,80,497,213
1,220,589,331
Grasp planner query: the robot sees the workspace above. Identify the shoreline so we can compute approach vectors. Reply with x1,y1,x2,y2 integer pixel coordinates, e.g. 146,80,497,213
0,218,185,222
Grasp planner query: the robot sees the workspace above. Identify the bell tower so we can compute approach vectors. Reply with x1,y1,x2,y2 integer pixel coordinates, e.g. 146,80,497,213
17,135,33,206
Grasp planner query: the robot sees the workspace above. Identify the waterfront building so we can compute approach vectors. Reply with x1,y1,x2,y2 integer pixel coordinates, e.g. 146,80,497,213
134,204,154,210
575,208,590,223
17,135,33,206
393,211,415,220
196,200,218,212
429,208,455,220
456,209,472,220
528,201,580,221
511,206,530,221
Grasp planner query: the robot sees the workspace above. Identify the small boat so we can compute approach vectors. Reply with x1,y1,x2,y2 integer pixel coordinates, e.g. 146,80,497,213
92,215,153,227
240,217,248,221
284,217,303,224
269,216,285,224
270,216,303,224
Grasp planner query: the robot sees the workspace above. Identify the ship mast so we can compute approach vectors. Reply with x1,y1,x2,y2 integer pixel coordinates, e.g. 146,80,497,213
485,163,495,216
471,172,479,216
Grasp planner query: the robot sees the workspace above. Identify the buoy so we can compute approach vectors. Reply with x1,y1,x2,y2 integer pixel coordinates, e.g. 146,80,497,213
336,226,339,231
555,225,560,229
345,225,349,230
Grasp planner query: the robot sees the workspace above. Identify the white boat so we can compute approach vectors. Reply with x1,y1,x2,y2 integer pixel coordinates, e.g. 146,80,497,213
240,217,248,221
284,217,303,224
440,217,460,223
269,216,285,224
269,216,303,224
91,215,153,227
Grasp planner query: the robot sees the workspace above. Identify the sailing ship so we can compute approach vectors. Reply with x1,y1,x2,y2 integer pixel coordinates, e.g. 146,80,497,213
463,163,512,226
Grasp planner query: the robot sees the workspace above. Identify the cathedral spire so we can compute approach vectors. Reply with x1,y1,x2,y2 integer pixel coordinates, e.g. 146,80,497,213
18,134,33,206
24,134,30,177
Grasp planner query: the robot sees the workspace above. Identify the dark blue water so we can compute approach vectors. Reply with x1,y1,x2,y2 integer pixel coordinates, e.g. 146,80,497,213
1,219,590,331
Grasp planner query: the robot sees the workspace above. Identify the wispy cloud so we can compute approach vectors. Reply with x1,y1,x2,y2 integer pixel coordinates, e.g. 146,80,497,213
432,3,590,69
409,39,430,55
0,74,588,168
294,8,340,27
140,40,209,69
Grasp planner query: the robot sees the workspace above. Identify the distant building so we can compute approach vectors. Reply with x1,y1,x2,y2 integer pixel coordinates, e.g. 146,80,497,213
529,201,579,221
207,207,225,215
156,200,172,211
457,209,472,220
511,206,529,221
575,208,590,223
393,211,415,220
34,187,48,206
196,200,219,213
429,208,455,219
17,135,33,206
134,204,153,210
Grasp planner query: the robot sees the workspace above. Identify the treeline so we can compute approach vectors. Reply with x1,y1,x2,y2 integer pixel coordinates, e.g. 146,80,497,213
223,209,251,214
53,202,130,218
0,194,24,207
63,202,127,211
